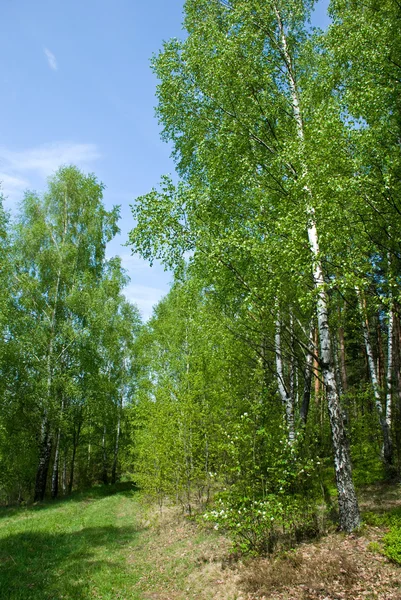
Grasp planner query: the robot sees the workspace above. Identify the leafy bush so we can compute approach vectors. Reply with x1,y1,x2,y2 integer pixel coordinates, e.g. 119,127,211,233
383,526,401,564
204,493,320,555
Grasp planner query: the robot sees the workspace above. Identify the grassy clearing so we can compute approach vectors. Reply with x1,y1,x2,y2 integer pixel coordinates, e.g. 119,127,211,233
1,482,401,600
0,484,236,600
0,484,144,600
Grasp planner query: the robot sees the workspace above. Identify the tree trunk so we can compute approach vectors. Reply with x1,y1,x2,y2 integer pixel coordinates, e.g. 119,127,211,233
275,311,295,443
300,322,315,425
377,321,386,389
51,429,61,499
34,417,52,502
274,3,359,530
34,272,61,502
68,419,81,494
386,300,394,451
51,396,65,499
102,425,108,485
338,305,348,392
357,289,393,466
62,449,67,495
111,401,122,485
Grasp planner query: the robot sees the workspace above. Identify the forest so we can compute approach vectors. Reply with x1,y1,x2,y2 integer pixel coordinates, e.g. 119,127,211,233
1,0,401,593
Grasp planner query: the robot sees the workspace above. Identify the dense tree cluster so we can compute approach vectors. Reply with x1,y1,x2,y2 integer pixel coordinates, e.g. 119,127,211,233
1,0,400,547
128,0,401,534
0,167,141,503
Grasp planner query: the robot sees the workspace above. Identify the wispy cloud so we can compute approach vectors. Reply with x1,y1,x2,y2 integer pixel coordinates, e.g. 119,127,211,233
0,142,101,177
123,282,167,321
44,47,57,71
0,142,101,204
119,253,152,273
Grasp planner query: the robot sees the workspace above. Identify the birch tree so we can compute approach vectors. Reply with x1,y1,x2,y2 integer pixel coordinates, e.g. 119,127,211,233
13,166,119,500
129,0,360,529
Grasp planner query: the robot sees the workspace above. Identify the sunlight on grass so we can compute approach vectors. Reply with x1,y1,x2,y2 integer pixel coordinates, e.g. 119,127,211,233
0,485,143,600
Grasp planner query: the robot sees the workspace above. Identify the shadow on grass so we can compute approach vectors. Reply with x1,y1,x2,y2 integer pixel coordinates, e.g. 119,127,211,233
0,524,140,600
0,482,138,521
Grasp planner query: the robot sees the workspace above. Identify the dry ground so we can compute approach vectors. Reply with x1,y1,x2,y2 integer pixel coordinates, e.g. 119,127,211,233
132,484,401,600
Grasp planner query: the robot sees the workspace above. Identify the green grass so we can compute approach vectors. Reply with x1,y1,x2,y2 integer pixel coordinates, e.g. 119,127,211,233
0,484,144,600
0,484,230,600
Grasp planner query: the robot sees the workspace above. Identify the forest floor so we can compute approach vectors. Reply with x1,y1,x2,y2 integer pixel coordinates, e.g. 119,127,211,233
0,482,400,600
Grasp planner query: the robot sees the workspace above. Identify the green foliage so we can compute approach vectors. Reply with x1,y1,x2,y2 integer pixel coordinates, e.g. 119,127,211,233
204,493,319,555
0,167,141,503
384,525,401,565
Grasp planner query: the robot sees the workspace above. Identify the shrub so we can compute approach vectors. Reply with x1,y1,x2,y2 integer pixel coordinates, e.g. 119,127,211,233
383,526,401,564
204,493,320,555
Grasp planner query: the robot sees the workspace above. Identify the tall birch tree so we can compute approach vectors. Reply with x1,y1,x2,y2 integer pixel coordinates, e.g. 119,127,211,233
129,0,360,529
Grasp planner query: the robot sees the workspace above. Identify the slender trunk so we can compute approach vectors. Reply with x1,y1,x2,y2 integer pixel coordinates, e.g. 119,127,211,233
51,396,65,499
338,305,348,392
111,401,122,485
68,419,81,494
300,321,315,425
102,425,108,485
34,418,52,501
51,429,61,499
314,327,320,401
386,299,394,452
395,308,401,410
357,288,393,465
290,311,295,402
34,271,61,501
275,311,295,443
377,321,386,389
275,4,359,530
62,449,67,495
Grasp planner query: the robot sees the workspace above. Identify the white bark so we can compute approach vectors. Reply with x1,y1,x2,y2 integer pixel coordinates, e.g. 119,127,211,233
300,321,315,425
274,3,359,530
356,287,392,465
386,300,394,438
275,309,295,443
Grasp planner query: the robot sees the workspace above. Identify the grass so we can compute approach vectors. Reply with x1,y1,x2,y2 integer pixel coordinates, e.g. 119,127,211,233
1,480,401,600
0,484,144,600
0,484,235,600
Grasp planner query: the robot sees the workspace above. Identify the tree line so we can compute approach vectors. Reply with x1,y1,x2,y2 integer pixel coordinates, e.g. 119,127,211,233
0,167,140,504
127,0,401,536
1,0,400,545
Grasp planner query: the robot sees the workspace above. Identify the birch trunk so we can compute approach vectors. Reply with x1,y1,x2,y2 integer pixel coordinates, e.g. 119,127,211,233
68,419,81,494
62,450,67,495
275,311,295,443
274,3,359,530
34,273,61,501
111,399,122,485
51,396,65,499
102,425,108,485
300,322,315,425
34,418,52,501
51,429,61,499
357,289,393,465
338,320,348,393
386,299,394,456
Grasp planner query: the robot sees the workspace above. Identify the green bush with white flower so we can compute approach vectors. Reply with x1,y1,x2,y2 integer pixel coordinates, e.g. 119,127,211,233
202,401,323,555
204,492,319,554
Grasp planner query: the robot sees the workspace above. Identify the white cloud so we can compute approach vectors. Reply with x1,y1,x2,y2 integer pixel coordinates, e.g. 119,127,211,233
0,173,30,202
0,142,101,177
0,142,101,206
44,47,57,71
119,253,152,272
123,282,167,321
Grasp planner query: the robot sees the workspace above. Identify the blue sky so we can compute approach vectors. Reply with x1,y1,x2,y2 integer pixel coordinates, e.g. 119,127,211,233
0,0,330,320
